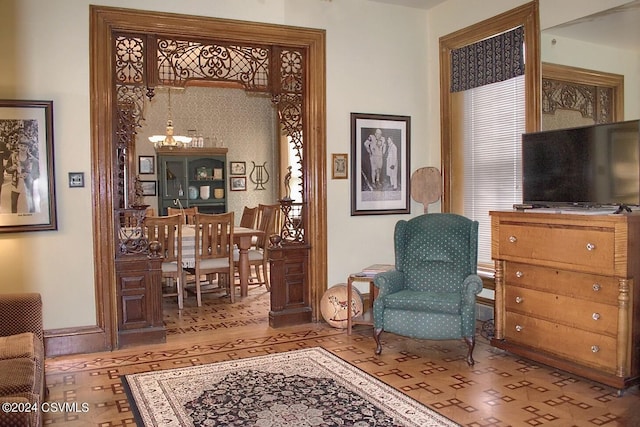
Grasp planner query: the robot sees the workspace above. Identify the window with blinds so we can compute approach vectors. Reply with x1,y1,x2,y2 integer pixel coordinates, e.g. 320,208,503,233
462,74,525,264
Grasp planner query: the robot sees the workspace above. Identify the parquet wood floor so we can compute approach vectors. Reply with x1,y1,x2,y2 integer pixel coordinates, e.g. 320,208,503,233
44,287,640,426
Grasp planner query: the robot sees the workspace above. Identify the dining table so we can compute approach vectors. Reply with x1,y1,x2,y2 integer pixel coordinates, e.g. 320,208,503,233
180,225,264,298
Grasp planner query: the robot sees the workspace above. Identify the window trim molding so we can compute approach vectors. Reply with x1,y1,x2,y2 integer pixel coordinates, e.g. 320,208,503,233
439,1,541,212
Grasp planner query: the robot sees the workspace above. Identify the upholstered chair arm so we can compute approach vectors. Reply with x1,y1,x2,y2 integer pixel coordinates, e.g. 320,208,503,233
462,274,483,302
373,270,404,329
460,274,483,337
373,270,404,297
0,293,43,342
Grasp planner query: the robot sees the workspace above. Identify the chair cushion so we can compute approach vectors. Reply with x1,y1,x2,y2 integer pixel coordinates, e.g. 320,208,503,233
381,290,461,315
0,333,39,361
199,258,230,270
0,358,37,395
161,261,179,274
233,249,264,262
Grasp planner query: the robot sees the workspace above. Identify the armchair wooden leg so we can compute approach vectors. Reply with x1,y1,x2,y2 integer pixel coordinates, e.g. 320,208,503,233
464,336,475,366
374,328,383,355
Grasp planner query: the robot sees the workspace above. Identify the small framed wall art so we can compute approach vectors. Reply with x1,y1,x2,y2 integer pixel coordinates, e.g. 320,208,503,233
332,153,348,179
230,176,247,191
138,156,155,174
230,161,246,175
140,180,157,196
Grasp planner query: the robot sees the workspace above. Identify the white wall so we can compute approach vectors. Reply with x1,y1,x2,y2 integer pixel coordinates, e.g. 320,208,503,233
0,0,630,331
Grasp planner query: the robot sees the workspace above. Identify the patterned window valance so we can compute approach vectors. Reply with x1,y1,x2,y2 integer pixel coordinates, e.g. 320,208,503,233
451,26,524,92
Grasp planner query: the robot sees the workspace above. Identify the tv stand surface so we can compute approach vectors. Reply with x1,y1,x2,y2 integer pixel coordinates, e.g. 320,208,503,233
513,204,640,215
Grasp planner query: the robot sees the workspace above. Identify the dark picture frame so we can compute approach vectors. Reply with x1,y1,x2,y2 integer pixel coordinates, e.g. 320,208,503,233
138,155,155,174
230,176,247,191
0,100,57,232
140,180,157,196
230,161,246,175
350,113,410,215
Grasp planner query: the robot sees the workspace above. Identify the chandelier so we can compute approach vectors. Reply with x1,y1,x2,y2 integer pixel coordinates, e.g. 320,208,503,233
148,88,192,149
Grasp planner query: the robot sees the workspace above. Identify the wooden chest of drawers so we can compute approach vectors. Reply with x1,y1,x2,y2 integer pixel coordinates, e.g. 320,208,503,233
490,211,640,391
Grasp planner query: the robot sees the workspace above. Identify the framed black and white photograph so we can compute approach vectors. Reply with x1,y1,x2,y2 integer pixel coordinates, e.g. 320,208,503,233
138,155,155,174
140,180,157,196
351,112,410,215
0,100,57,232
230,176,247,191
332,153,348,179
230,161,246,175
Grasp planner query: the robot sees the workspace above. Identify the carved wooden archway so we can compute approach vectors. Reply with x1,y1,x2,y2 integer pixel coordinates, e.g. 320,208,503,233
90,6,326,350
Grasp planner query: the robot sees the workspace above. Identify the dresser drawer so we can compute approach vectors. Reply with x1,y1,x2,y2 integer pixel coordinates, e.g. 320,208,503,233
505,262,620,305
498,224,614,271
505,312,617,372
505,286,618,335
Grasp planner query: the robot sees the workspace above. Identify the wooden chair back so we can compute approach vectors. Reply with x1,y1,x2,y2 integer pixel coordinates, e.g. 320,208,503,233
255,204,279,249
143,214,182,264
167,206,198,225
240,206,258,228
194,212,235,304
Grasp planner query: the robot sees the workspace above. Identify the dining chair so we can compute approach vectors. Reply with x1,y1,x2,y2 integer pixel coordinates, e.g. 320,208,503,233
234,203,278,291
193,212,235,305
167,206,198,225
239,206,258,229
143,214,185,309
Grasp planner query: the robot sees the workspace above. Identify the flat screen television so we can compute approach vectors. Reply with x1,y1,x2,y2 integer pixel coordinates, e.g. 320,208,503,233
522,119,640,208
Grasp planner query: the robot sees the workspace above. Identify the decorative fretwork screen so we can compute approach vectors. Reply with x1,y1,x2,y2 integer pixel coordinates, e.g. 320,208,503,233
112,33,306,244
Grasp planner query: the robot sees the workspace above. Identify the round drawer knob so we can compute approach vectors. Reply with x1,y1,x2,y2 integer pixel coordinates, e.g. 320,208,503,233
586,243,596,251
509,235,517,243
515,325,523,332
592,283,601,292
515,296,524,304
592,312,600,321
591,345,600,353
516,271,523,278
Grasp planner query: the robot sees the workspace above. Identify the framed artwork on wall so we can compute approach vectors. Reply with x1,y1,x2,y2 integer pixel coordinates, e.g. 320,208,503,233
230,176,247,191
230,161,246,175
332,153,348,179
350,112,410,215
140,180,157,196
138,156,155,174
0,100,57,232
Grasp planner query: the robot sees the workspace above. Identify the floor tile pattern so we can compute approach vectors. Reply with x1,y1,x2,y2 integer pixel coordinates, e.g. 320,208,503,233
43,289,640,426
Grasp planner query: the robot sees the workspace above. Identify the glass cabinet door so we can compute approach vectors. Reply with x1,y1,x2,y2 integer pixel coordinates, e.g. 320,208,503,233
161,159,186,199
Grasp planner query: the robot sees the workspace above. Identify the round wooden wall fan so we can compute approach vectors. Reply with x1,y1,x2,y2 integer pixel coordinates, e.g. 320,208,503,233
410,167,442,213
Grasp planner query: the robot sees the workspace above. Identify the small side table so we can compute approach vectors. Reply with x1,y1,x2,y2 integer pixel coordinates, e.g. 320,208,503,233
347,273,379,335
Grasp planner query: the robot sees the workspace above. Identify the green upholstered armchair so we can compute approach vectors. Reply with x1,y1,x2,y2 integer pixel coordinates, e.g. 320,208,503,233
373,213,483,365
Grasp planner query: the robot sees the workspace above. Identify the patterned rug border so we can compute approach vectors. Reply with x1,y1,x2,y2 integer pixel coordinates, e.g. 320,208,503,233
122,347,460,427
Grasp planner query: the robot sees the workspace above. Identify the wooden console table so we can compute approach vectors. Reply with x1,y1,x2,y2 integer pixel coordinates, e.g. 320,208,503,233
490,210,640,392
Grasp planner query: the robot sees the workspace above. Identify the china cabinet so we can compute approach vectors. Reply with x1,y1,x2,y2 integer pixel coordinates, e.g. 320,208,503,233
156,147,228,215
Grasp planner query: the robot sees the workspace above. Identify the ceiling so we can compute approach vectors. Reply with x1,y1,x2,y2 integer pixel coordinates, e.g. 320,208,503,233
367,0,640,53
366,0,445,9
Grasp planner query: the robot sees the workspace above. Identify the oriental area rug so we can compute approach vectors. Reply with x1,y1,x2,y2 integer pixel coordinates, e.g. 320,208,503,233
122,347,459,427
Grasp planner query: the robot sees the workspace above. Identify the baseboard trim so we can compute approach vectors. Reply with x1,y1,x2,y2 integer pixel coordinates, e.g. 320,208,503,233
44,326,110,357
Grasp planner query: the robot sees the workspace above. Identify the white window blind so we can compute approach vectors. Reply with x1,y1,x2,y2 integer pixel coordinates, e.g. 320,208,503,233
463,75,525,264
